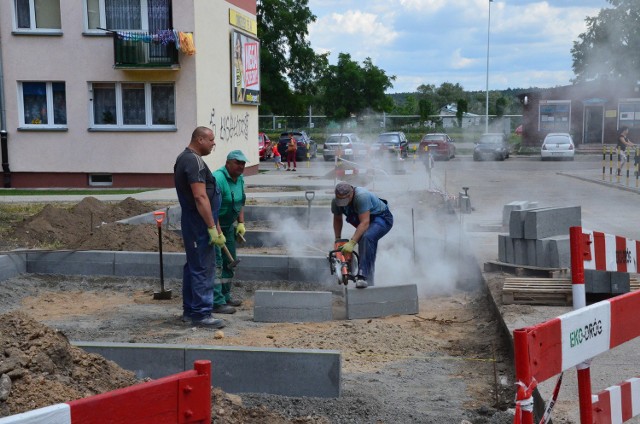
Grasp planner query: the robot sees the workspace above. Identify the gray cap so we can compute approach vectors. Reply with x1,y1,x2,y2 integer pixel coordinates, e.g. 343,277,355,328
334,183,353,207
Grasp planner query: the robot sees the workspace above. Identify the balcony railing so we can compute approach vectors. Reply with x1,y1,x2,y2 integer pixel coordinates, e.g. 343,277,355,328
112,31,179,69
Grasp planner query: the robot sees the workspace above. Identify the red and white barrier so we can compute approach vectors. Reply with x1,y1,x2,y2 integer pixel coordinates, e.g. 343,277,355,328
0,360,211,424
582,230,639,274
593,377,640,424
513,226,640,424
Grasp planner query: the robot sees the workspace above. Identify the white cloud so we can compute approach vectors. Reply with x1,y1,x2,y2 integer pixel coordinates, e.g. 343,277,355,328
450,49,477,70
307,0,610,91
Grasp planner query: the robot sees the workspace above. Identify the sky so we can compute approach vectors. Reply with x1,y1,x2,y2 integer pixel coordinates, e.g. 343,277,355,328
307,0,611,93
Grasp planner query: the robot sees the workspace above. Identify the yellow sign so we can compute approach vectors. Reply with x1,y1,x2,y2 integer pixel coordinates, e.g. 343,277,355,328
229,9,257,36
605,110,617,118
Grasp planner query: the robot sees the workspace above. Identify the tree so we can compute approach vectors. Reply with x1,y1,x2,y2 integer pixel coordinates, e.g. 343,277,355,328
319,53,395,120
571,0,640,82
495,97,507,118
456,99,468,128
257,0,328,115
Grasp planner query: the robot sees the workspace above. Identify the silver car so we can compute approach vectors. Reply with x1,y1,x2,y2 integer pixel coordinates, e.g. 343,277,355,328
323,133,368,162
541,133,574,161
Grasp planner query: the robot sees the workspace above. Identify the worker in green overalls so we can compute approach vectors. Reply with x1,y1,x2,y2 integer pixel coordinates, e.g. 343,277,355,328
211,150,248,314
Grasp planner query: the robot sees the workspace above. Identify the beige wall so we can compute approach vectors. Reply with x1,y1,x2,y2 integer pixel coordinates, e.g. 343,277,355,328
194,1,259,170
0,0,257,181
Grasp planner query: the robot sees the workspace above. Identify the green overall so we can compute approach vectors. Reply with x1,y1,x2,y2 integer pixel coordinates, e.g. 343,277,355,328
212,166,245,306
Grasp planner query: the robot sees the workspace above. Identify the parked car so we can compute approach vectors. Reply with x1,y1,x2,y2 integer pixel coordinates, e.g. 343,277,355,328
418,133,456,161
258,132,272,161
372,131,409,158
323,133,369,162
473,133,510,161
277,131,317,161
541,133,575,161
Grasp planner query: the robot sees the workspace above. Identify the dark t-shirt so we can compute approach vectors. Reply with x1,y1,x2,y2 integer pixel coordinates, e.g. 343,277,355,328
174,148,218,226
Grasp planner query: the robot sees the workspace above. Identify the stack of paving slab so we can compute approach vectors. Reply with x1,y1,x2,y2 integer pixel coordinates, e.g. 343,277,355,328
498,202,580,269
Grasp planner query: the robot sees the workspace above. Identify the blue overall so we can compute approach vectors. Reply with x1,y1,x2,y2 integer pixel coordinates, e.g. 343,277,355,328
333,187,393,285
174,148,221,321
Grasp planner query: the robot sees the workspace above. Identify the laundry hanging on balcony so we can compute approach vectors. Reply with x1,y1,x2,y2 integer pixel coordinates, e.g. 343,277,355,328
100,28,196,55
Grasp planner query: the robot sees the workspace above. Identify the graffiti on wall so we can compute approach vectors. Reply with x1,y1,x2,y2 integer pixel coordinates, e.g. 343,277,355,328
209,108,249,142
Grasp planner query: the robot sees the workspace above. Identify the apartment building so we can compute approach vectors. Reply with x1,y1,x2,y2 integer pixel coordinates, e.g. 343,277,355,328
0,0,259,188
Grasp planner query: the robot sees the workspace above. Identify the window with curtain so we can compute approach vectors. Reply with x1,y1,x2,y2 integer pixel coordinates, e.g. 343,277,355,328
20,82,66,127
85,0,171,31
91,82,175,128
15,0,61,30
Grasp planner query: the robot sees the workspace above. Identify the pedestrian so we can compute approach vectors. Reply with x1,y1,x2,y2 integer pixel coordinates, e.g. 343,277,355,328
421,145,435,189
174,126,227,328
286,133,297,171
331,182,394,288
272,141,282,170
617,126,634,176
212,150,248,314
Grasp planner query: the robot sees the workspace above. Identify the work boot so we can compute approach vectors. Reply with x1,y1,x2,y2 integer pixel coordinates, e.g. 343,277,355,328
191,315,226,328
213,304,236,314
226,298,242,307
355,277,368,289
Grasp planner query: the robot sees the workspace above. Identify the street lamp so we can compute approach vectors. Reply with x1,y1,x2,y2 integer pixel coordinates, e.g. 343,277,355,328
485,0,493,133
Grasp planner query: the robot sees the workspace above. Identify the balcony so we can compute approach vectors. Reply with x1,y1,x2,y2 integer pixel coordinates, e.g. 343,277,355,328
112,31,179,69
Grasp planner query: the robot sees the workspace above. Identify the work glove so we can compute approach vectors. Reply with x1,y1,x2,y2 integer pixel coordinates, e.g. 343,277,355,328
207,227,217,246
235,223,246,238
340,239,357,254
212,232,227,247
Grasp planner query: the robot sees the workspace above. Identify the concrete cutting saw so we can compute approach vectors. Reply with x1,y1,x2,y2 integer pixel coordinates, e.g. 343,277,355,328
327,239,359,286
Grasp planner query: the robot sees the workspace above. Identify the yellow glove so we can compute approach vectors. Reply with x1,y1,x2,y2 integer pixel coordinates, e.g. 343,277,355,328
340,239,357,254
207,227,217,246
212,232,227,247
235,223,246,237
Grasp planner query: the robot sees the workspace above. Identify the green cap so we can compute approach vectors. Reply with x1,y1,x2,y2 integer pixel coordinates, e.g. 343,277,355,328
227,150,249,163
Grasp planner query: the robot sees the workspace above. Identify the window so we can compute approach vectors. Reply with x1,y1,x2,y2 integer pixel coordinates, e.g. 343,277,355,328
538,100,571,132
19,82,67,128
618,100,640,129
14,0,61,31
84,0,171,32
90,82,175,128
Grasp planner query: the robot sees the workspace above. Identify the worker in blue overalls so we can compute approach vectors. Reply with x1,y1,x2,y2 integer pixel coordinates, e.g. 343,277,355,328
331,182,394,288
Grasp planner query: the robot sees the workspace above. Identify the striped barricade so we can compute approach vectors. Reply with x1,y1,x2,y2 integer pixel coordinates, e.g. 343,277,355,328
0,360,211,424
513,227,640,424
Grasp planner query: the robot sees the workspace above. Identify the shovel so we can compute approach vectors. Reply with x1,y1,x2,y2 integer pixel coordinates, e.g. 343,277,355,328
153,211,172,300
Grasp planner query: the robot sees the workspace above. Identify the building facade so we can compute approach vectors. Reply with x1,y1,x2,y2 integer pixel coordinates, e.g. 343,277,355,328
0,0,259,188
518,80,640,148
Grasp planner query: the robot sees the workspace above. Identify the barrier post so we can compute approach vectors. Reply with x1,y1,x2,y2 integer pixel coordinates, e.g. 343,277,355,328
626,149,631,186
513,329,534,424
617,147,621,183
633,147,640,188
570,226,593,424
602,146,606,181
609,147,613,182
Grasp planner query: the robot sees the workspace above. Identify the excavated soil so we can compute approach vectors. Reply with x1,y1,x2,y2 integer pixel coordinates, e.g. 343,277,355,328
0,197,516,423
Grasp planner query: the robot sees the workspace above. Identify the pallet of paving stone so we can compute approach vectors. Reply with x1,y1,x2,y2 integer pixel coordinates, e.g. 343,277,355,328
502,278,640,306
483,260,569,278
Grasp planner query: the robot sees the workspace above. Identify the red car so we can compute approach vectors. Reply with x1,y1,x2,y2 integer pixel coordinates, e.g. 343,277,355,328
418,133,456,161
259,132,272,160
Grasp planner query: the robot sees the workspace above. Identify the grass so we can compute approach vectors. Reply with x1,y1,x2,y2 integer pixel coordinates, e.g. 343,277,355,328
0,189,149,196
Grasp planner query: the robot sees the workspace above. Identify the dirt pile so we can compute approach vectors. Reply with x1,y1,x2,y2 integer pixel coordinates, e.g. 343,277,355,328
0,311,139,416
4,197,184,252
0,311,325,422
